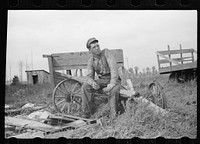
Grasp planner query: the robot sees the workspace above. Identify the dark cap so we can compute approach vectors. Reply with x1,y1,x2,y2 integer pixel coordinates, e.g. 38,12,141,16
86,38,98,49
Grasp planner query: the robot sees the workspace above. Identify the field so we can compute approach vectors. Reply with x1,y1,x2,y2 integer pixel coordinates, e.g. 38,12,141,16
5,74,197,138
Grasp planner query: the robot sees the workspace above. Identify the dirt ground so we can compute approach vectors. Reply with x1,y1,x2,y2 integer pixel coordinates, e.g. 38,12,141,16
5,75,197,138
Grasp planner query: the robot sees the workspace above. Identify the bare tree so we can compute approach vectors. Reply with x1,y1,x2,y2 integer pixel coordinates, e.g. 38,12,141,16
142,68,146,76
139,72,142,77
134,66,139,76
152,66,156,74
128,68,134,74
146,67,151,75
18,61,23,81
155,69,158,74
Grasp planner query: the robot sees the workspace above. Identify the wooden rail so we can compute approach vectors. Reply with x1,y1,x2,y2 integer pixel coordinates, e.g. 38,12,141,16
156,45,197,74
157,48,194,55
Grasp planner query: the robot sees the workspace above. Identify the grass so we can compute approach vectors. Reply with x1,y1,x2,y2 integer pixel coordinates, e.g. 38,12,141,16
5,83,52,108
5,75,197,138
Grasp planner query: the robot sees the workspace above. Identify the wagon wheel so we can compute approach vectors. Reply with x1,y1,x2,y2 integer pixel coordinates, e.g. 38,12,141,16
148,82,167,109
53,79,82,116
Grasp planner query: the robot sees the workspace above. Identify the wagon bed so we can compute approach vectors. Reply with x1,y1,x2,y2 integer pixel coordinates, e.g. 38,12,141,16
156,45,197,82
156,45,197,74
43,48,167,116
43,49,124,89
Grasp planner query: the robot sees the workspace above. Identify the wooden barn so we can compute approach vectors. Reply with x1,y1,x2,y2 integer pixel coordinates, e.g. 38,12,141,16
25,70,51,85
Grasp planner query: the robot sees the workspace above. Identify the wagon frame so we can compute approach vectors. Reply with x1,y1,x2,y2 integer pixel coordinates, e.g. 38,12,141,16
43,49,167,117
156,45,197,82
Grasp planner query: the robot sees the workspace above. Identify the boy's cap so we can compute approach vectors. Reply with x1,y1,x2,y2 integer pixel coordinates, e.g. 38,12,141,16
86,38,98,49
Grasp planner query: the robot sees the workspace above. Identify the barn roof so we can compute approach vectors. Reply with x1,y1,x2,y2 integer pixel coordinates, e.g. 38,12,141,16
25,70,50,74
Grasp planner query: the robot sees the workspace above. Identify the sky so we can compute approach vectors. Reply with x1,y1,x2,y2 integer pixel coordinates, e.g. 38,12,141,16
6,10,197,81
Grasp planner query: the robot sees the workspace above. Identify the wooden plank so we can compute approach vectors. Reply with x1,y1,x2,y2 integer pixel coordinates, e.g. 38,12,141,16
43,119,87,136
54,71,69,83
120,89,136,97
51,49,124,69
53,64,87,70
159,61,197,74
157,54,160,69
42,54,51,58
55,113,92,122
10,120,87,138
5,105,49,116
168,45,172,66
9,131,44,138
53,62,124,71
53,72,101,86
60,119,86,128
158,57,193,64
191,52,194,62
47,56,55,89
48,115,76,122
126,79,134,91
156,52,181,65
10,119,87,138
157,49,194,55
179,45,183,64
54,72,66,86
5,117,61,132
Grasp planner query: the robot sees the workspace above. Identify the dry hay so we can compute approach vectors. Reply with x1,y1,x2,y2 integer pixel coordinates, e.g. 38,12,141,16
44,99,196,139
5,76,196,139
44,79,197,139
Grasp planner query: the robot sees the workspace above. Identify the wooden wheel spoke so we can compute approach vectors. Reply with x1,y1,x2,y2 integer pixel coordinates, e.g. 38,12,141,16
56,99,65,106
68,81,72,92
60,83,67,93
55,95,66,99
62,82,70,94
63,81,72,93
71,83,79,92
67,103,70,114
73,93,82,97
73,89,81,94
60,102,67,112
57,87,67,95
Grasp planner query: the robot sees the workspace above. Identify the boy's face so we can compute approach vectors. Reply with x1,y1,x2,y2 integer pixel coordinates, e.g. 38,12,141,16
89,42,101,55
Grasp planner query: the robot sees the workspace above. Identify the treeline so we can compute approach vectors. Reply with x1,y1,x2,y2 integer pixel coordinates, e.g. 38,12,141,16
7,59,31,82
127,66,158,77
118,66,159,86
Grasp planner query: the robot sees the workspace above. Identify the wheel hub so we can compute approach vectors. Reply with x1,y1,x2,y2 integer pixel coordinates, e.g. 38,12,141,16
66,94,72,102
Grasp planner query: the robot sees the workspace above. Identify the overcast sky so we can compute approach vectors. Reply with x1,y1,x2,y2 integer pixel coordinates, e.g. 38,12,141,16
6,10,197,81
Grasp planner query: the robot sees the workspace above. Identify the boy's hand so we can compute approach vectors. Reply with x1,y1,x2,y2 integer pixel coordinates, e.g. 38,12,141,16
92,82,100,90
103,83,115,92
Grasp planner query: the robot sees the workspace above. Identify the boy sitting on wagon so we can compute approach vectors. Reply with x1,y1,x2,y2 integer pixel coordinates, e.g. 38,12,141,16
81,38,121,119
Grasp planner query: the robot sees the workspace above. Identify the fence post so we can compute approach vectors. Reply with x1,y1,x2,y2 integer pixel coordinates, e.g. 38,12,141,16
80,69,83,76
167,45,172,67
47,56,55,89
191,51,194,62
66,70,72,75
157,54,160,69
179,44,183,64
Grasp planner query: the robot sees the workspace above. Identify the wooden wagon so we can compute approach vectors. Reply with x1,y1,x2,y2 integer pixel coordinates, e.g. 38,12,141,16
43,49,167,117
156,45,197,82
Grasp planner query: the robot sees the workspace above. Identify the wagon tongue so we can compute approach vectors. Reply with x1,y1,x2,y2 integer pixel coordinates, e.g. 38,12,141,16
54,113,100,124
